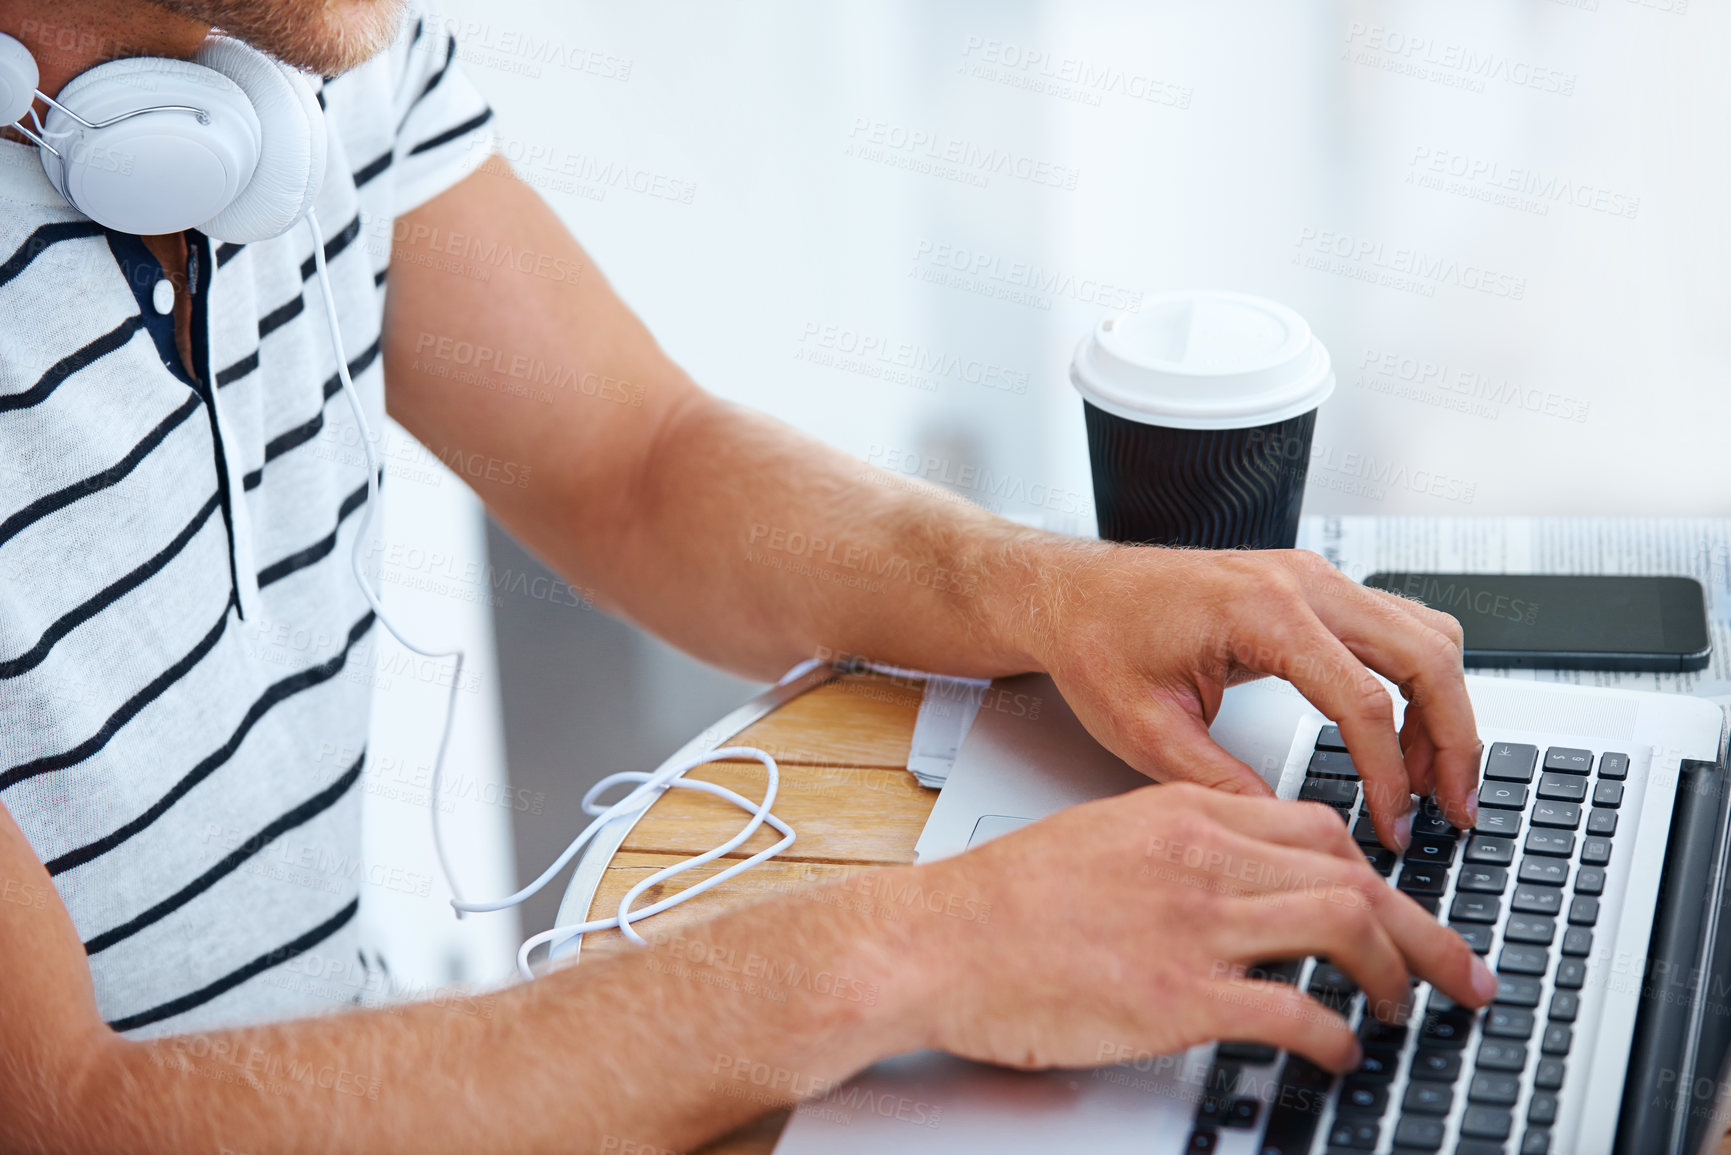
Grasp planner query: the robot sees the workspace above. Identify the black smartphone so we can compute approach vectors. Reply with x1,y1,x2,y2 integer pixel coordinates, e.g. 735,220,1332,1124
1362,573,1712,672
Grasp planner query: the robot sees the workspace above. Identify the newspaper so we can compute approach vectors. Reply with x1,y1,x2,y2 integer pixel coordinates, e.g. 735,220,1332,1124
1297,516,1731,702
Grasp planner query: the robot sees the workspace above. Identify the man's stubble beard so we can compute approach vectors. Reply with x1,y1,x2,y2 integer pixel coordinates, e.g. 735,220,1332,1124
146,0,407,74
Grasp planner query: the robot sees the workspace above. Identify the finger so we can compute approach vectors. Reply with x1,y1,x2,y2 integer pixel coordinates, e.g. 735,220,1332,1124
1200,978,1361,1073
1110,701,1276,798
1359,872,1501,1011
1222,598,1412,850
1399,696,1438,800
1154,787,1369,868
1296,570,1481,830
1221,888,1413,1025
1138,812,1368,901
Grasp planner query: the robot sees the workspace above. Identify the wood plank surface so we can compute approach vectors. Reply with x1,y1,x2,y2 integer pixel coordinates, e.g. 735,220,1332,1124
580,672,937,1155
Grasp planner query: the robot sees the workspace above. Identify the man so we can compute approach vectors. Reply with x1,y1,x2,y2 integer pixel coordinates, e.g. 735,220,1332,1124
0,1,1495,1150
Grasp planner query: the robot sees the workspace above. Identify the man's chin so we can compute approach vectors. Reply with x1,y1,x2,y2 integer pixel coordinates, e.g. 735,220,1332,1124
149,0,408,75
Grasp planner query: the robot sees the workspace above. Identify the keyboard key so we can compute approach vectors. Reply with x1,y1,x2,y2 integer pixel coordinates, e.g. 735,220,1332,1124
1476,1040,1528,1071
1465,836,1516,866
1301,777,1359,808
1403,1081,1453,1114
1562,928,1592,956
1549,990,1579,1023
1544,747,1593,775
1457,1141,1507,1155
1339,1077,1388,1115
1521,1128,1552,1155
1581,838,1612,866
1523,829,1574,858
1568,896,1599,926
1353,1045,1400,1081
1413,810,1460,840
1534,1057,1566,1090
1400,864,1450,895
1518,859,1570,888
1486,743,1539,782
1326,1114,1380,1149
1485,1007,1536,1039
1215,1041,1278,1064
1308,749,1357,778
1316,725,1348,751
1184,1131,1216,1154
1405,836,1456,868
1451,894,1501,923
1477,809,1523,837
1409,894,1441,916
1541,1023,1573,1055
1599,752,1629,780
1499,945,1549,975
1258,1056,1333,1153
1461,1104,1514,1140
1505,915,1556,946
1592,780,1624,809
1353,815,1382,846
1556,959,1587,989
1494,976,1543,1007
1420,1008,1476,1048
1527,1091,1558,1126
1575,867,1606,896
1511,884,1563,916
1392,1116,1446,1150
1365,847,1398,875
1480,781,1528,810
1458,865,1510,894
1360,1017,1410,1048
1469,1072,1521,1105
1536,773,1588,803
1409,1049,1463,1082
1453,923,1495,954
1586,809,1618,836
1223,1098,1260,1128
1530,802,1582,830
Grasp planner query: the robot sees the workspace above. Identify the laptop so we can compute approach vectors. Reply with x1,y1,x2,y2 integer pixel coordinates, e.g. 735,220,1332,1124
775,672,1731,1155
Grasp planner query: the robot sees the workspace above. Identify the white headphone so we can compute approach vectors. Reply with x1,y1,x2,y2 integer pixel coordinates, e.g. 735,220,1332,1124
2,27,818,981
0,30,325,242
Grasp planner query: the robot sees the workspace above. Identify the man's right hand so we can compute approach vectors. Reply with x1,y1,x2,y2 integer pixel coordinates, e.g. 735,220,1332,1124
893,782,1499,1074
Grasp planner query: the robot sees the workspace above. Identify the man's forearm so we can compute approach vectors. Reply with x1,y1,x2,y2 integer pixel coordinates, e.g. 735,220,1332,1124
539,392,1105,682
20,872,934,1155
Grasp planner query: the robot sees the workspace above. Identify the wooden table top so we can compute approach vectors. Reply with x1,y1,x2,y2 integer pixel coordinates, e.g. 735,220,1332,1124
576,670,935,1155
569,668,1731,1155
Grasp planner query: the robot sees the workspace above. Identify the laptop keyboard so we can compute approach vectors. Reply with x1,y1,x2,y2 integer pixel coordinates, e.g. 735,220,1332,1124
1184,728,1630,1155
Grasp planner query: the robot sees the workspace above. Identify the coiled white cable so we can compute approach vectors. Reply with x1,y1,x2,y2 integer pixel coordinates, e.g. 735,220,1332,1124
306,210,799,980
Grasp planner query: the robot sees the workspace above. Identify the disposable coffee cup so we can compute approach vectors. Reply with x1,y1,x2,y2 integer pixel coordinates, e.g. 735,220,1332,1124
1071,290,1334,549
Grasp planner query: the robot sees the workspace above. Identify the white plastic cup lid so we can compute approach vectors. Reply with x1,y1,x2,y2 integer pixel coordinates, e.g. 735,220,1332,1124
1070,289,1334,430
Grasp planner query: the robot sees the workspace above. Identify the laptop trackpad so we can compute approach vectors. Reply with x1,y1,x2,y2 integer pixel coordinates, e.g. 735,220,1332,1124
968,814,1034,848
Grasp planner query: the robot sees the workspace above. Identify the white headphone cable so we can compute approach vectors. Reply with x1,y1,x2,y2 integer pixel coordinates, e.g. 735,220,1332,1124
304,209,796,979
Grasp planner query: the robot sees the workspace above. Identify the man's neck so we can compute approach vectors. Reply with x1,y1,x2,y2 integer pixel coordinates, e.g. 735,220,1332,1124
0,2,209,100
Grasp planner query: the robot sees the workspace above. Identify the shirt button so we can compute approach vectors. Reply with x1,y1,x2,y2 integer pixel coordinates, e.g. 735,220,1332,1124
152,277,175,315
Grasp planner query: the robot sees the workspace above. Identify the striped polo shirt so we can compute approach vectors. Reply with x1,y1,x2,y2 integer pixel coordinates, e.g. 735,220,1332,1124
0,3,493,1037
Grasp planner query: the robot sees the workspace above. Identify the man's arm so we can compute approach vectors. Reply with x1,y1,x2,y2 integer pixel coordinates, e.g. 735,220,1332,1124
0,781,1494,1153
383,157,1479,844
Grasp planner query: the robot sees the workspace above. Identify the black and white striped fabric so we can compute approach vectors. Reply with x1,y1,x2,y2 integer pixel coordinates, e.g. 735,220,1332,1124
0,3,493,1038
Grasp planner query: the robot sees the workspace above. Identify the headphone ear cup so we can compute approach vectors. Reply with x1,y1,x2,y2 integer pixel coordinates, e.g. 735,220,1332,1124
194,38,327,244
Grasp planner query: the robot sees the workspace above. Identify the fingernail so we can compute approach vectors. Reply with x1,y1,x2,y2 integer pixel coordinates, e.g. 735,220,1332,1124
1471,956,1499,1002
1392,811,1413,852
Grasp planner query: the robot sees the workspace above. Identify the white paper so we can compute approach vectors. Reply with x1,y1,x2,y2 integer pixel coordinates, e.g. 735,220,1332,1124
906,675,993,788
